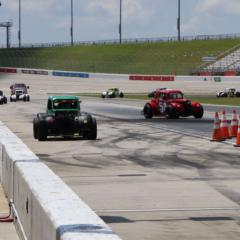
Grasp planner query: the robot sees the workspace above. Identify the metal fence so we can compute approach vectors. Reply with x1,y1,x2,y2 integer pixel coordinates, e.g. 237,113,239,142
1,32,240,49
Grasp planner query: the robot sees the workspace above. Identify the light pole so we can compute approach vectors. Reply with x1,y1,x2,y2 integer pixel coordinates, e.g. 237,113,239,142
177,0,181,41
70,0,73,46
119,0,122,44
18,0,21,48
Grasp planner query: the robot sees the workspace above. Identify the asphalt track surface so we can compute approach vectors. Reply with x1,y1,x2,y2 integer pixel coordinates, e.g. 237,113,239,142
1,74,240,240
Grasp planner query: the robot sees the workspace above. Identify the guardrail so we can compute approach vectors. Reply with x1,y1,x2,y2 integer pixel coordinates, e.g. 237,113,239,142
0,122,122,240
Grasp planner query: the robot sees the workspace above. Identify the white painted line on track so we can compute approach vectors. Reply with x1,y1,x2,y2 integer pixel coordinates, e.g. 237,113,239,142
95,207,240,213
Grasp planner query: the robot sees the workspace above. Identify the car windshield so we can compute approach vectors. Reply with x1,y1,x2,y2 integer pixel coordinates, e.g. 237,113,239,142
53,99,78,109
169,92,183,99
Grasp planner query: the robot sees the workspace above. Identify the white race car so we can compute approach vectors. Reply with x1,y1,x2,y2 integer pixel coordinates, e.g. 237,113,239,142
10,83,30,102
216,88,240,97
101,88,124,98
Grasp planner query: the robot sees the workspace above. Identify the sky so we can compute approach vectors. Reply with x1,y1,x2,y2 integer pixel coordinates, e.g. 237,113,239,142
0,0,240,47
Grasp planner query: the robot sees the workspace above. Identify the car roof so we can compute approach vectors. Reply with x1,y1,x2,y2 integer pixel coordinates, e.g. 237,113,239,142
49,95,80,101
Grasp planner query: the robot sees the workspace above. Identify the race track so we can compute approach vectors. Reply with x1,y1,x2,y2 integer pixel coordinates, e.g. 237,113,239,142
1,73,240,240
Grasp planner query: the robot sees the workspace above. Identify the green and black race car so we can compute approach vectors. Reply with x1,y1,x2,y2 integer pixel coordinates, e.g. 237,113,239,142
101,88,124,98
33,95,97,141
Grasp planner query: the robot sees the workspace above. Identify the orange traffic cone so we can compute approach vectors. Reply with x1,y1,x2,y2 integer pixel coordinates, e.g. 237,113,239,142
220,110,231,139
211,112,225,142
230,109,238,138
233,115,240,147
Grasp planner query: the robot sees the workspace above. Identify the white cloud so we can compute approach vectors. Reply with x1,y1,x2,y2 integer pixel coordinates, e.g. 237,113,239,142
182,0,240,34
5,0,60,16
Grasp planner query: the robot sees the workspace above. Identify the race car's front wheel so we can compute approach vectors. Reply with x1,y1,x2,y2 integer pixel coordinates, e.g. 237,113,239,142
194,107,204,119
166,106,179,119
143,104,153,119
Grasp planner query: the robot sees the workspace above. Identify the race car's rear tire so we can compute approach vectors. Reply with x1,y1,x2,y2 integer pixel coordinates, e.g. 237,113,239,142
82,117,97,140
120,92,124,98
33,118,39,139
4,98,7,104
37,121,47,141
194,107,204,119
143,104,153,119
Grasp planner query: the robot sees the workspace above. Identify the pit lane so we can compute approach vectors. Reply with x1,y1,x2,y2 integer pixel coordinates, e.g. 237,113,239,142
0,74,240,240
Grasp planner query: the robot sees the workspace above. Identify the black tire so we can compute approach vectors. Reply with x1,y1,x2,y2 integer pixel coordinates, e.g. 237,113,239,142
119,92,124,98
37,121,47,141
143,104,153,119
4,97,7,104
235,92,240,97
27,96,30,102
88,118,97,140
166,105,179,119
33,118,38,139
10,97,12,102
194,107,204,119
101,94,105,98
82,116,97,140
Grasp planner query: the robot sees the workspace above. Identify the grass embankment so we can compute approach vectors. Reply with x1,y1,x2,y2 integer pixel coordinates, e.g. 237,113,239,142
79,93,240,106
1,39,240,75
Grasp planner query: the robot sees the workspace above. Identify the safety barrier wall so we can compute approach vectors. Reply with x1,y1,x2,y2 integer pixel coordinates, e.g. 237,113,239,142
0,67,17,73
0,122,122,240
1,66,240,82
52,71,89,78
89,72,129,80
129,75,175,81
21,69,49,75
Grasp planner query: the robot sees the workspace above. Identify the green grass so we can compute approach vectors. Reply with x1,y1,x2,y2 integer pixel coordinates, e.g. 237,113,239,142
1,39,240,75
79,93,240,106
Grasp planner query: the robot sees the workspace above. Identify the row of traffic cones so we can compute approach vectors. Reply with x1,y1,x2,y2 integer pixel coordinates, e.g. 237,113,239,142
211,109,240,147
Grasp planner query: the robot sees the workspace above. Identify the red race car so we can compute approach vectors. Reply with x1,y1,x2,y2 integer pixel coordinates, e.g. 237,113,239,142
143,89,204,119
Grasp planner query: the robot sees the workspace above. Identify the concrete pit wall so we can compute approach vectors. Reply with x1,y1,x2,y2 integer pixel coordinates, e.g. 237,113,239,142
0,121,121,240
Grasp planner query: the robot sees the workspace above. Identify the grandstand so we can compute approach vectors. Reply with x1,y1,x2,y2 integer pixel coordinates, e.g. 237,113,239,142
198,45,240,76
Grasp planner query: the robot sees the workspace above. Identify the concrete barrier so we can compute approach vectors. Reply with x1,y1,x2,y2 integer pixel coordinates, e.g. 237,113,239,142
129,75,175,81
0,122,122,240
89,72,129,80
52,71,89,78
2,66,240,82
0,67,17,73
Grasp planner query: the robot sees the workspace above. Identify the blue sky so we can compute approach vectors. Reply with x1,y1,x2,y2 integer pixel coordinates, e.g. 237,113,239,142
0,0,240,46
